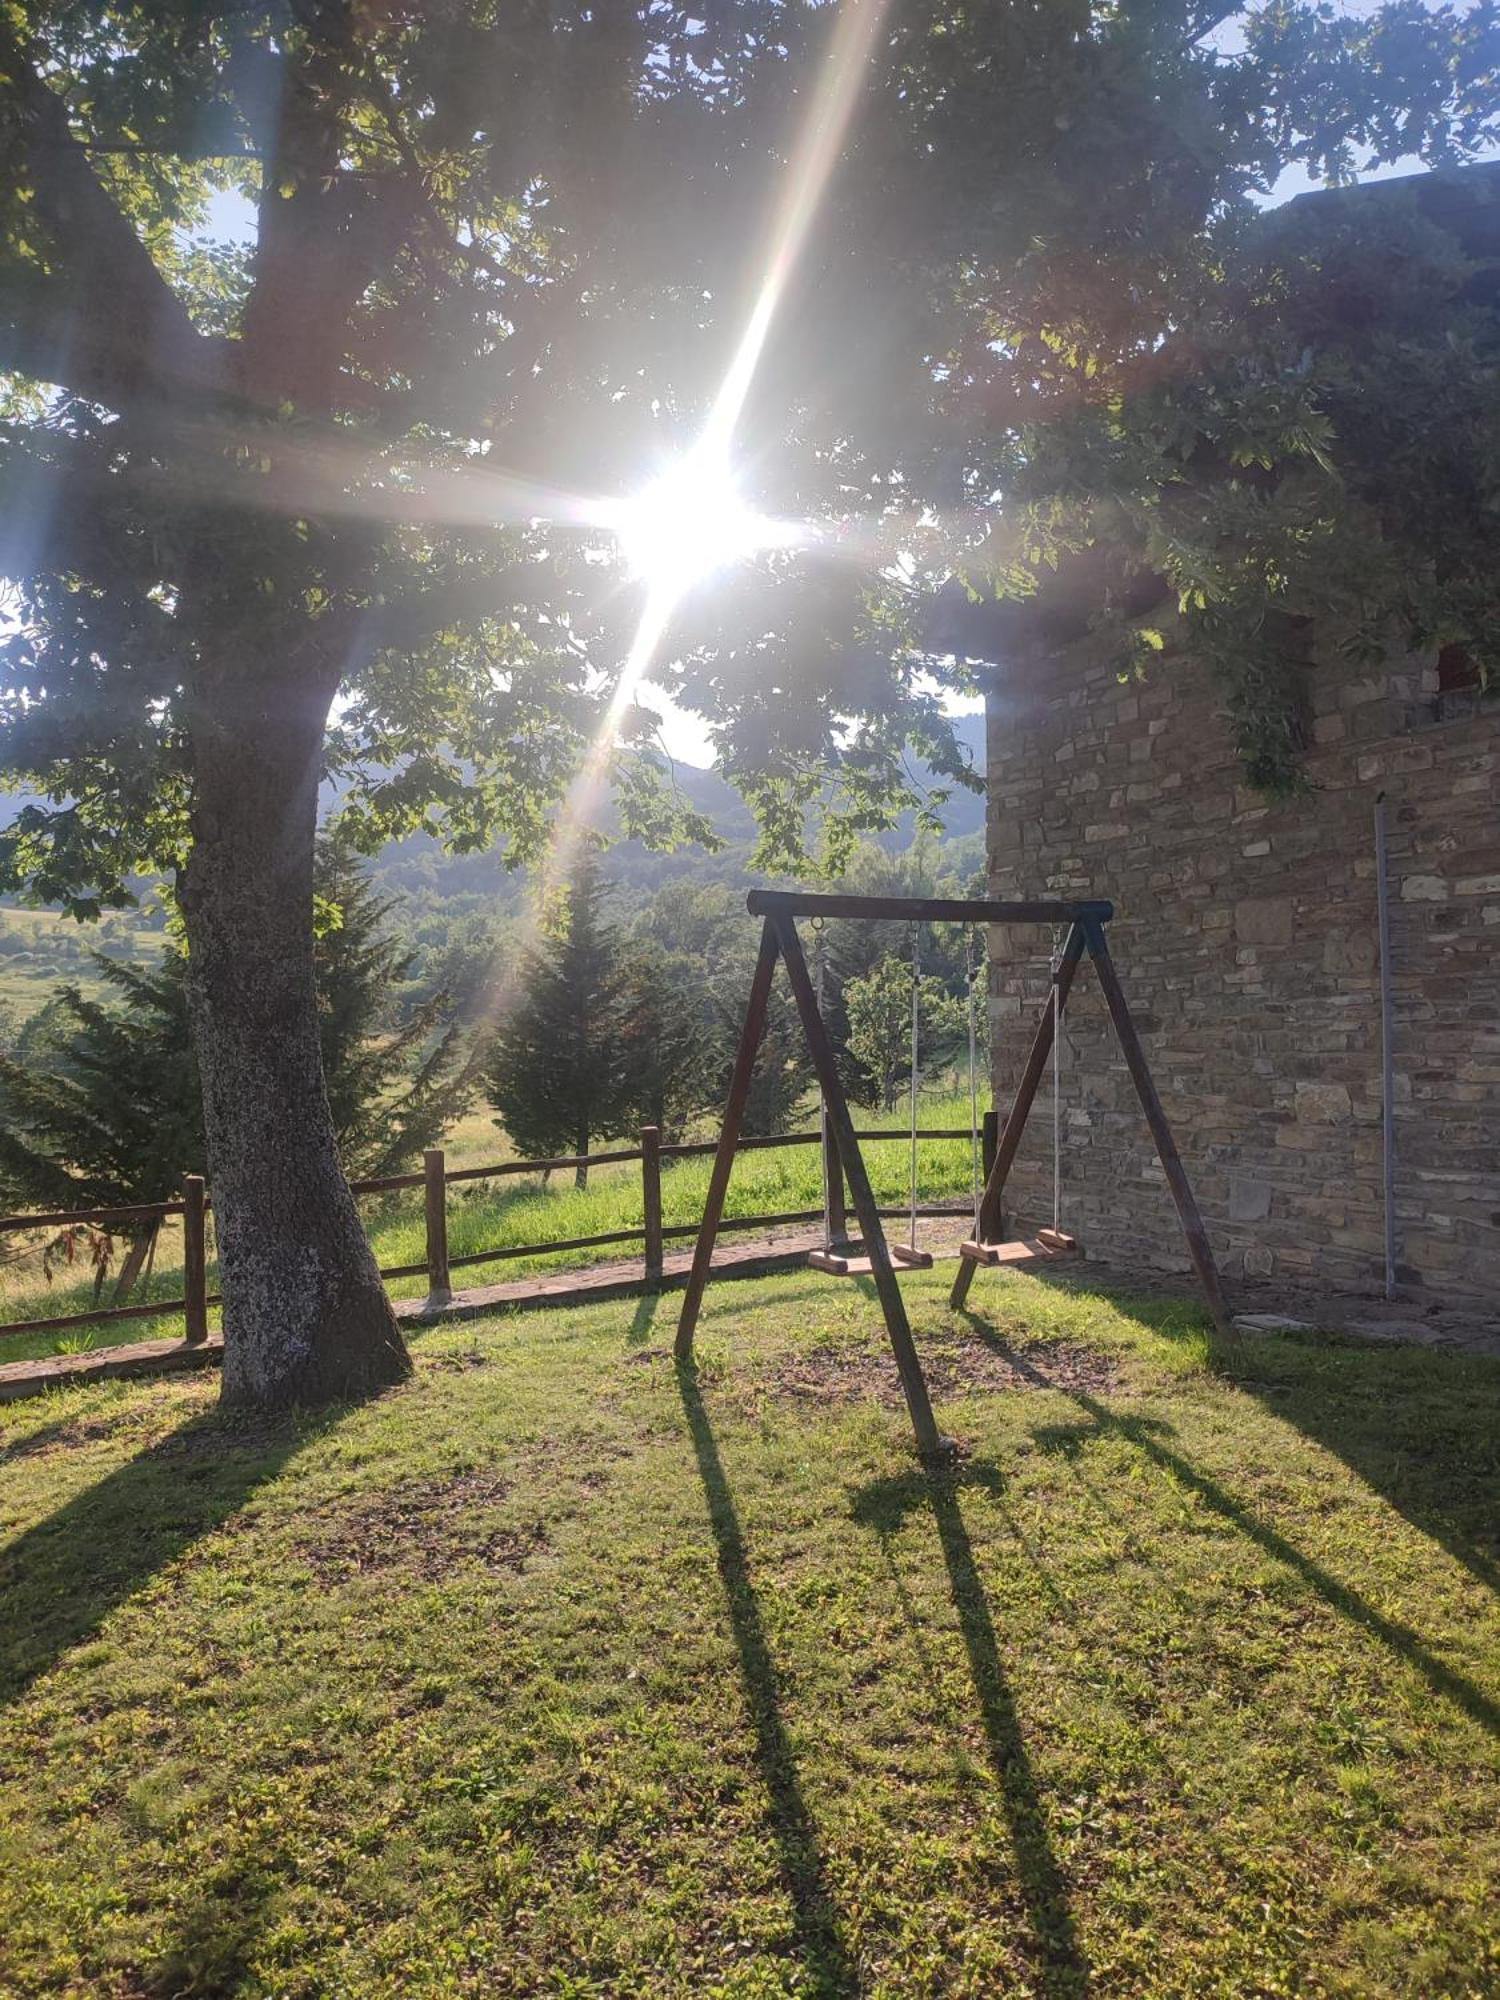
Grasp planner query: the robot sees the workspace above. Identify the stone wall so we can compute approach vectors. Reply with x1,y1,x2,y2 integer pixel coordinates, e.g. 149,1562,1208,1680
984,632,1500,1304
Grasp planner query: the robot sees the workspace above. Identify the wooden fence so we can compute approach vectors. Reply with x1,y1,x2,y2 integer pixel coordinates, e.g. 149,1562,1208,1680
0,1113,999,1349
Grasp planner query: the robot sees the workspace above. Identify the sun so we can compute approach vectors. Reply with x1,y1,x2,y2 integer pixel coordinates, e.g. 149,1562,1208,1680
614,446,792,600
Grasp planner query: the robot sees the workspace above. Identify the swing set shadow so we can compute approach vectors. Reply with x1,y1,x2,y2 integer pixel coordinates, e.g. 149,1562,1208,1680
676,890,1230,1460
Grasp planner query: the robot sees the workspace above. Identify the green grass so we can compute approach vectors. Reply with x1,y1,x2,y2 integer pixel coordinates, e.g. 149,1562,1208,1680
1,1268,1497,1996
0,1093,982,1365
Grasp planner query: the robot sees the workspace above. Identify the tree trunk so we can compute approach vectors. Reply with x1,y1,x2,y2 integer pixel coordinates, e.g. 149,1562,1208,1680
110,1221,158,1306
178,660,410,1409
575,1123,589,1192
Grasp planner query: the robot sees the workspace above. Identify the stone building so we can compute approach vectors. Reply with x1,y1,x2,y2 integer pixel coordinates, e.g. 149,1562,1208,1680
977,177,1500,1309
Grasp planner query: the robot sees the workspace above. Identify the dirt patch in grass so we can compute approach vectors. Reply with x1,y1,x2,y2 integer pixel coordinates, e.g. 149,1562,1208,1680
294,1468,547,1583
747,1334,1120,1407
419,1348,492,1374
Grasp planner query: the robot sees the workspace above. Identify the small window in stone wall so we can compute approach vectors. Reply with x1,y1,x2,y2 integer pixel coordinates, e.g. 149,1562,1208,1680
1414,643,1491,726
1438,644,1481,694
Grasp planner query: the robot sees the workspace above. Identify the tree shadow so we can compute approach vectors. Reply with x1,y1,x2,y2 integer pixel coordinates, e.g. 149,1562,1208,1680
983,1264,1500,1608
1224,1329,1500,1603
132,1856,280,1999
961,1324,1500,1739
676,1362,856,1996
0,1408,320,1709
851,1459,1091,1998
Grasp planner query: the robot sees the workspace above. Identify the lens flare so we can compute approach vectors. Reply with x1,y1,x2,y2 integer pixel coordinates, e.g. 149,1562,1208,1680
613,448,790,600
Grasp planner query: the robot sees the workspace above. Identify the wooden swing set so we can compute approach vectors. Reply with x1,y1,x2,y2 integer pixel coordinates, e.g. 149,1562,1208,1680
674,890,1230,1461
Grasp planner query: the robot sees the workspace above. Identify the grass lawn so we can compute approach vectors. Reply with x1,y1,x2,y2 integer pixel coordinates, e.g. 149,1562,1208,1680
1,1267,1497,1996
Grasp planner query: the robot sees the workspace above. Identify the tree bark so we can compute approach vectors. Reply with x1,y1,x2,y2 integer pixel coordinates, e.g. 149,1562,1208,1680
575,1123,589,1192
178,657,410,1409
110,1222,158,1306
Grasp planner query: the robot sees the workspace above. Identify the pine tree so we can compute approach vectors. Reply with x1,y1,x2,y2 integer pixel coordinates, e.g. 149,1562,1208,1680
616,942,719,1140
312,839,479,1180
482,857,638,1188
0,843,474,1296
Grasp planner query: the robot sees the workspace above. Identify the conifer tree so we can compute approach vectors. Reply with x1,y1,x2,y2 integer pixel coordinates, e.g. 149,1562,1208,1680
0,843,472,1296
482,856,637,1188
617,941,719,1141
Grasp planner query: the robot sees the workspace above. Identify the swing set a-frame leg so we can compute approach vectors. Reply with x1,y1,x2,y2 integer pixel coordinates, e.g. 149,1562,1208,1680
774,913,948,1460
949,923,1087,1311
674,919,779,1363
950,920,1230,1336
1082,920,1231,1336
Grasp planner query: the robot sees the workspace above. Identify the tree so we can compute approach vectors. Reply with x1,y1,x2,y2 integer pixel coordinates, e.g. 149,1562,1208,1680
0,4,1491,1403
843,958,964,1114
312,839,478,1179
482,857,637,1188
616,941,720,1140
0,845,472,1293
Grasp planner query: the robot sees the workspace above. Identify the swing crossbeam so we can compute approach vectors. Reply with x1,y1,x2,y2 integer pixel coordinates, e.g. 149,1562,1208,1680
674,894,1229,1463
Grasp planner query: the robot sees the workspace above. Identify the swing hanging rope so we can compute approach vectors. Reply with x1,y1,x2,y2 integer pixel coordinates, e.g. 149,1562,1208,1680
908,922,921,1255
1051,924,1063,1235
813,916,833,1253
966,924,983,1236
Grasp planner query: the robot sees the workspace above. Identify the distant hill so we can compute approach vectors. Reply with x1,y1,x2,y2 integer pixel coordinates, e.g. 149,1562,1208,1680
0,711,988,976
361,710,986,909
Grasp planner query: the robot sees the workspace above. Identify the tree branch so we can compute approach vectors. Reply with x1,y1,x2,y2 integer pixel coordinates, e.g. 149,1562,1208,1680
0,17,226,408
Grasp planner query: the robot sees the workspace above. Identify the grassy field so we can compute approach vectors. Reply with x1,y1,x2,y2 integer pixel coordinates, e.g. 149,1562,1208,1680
0,904,163,1022
1,1266,1497,1996
0,1094,983,1367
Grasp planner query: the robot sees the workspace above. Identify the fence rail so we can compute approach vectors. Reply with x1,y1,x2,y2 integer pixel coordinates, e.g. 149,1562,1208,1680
0,1114,998,1349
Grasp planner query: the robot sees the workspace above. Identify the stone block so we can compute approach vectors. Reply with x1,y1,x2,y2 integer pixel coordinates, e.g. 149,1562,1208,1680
1295,1081,1352,1122
1229,1177,1273,1223
1235,898,1294,946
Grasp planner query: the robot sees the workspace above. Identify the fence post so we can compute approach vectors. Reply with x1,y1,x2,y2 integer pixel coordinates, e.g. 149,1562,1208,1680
641,1126,664,1285
183,1175,208,1345
424,1149,451,1305
981,1108,999,1186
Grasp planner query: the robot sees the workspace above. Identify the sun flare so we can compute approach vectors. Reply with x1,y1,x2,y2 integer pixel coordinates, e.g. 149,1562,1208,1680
613,447,793,600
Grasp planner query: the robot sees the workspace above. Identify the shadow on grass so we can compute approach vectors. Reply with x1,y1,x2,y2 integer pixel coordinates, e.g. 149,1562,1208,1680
980,1261,1500,1606
1224,1331,1500,1602
134,1859,280,2000
677,1361,856,1997
0,1408,321,1709
851,1459,1090,1999
958,1319,1500,1740
627,1289,661,1347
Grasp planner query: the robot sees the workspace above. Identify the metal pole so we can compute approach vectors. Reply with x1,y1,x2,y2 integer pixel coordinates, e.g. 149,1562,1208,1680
1374,798,1397,1299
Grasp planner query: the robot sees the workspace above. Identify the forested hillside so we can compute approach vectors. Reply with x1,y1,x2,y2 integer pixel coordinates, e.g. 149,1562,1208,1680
0,714,986,1038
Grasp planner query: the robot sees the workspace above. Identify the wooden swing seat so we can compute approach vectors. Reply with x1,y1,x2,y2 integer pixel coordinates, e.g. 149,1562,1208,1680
958,1227,1079,1268
808,1240,934,1276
